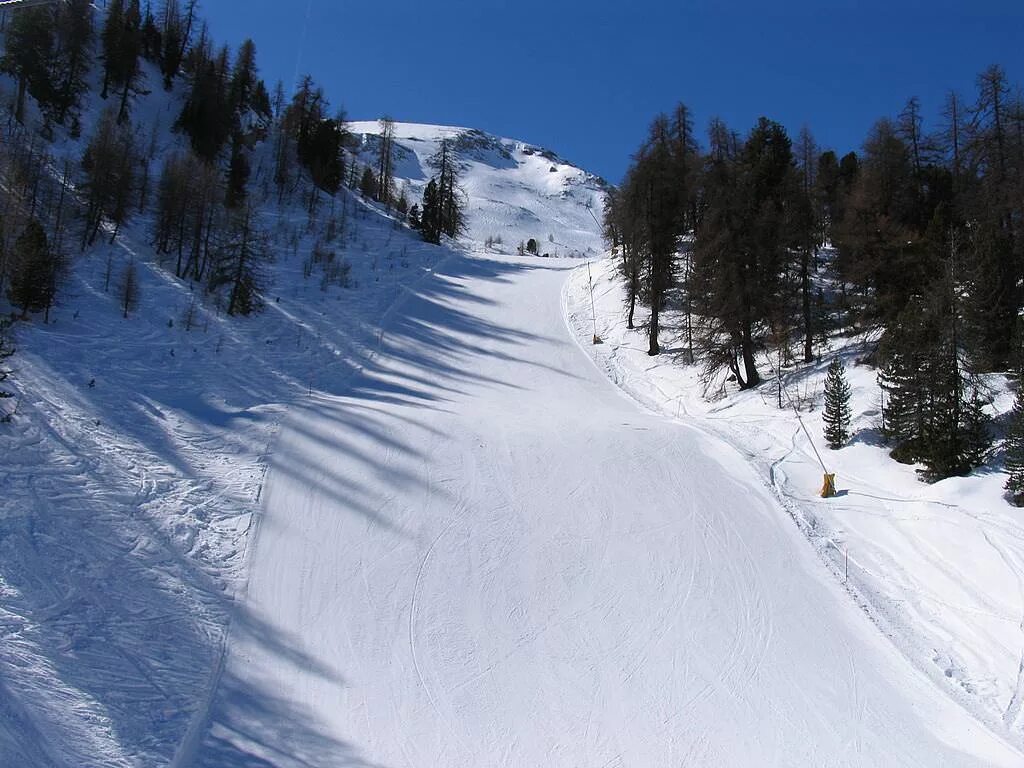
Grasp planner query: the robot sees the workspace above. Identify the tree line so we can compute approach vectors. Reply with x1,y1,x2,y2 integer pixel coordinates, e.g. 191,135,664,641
605,66,1024,482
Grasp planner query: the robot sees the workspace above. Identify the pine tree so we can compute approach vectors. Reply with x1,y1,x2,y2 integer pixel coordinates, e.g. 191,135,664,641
692,116,797,386
177,44,232,160
228,39,258,120
140,2,162,62
960,386,991,470
210,203,270,316
0,318,14,400
420,178,441,244
158,0,189,89
7,219,52,317
53,0,94,125
879,290,992,480
225,132,250,208
1,6,56,123
101,0,144,122
376,116,396,208
823,357,852,448
433,140,466,239
1005,385,1024,505
81,108,138,247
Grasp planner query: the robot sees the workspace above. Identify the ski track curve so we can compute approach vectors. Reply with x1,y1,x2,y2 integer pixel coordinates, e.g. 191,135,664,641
190,250,1024,767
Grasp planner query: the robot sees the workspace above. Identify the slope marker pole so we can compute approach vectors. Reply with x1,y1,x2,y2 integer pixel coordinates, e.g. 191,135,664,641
587,261,601,345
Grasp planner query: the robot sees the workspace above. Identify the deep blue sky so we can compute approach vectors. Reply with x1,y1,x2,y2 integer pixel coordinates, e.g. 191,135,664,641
201,1,1023,183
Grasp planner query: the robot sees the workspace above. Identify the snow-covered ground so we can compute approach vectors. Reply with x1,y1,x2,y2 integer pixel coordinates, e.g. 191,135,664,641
3,47,1021,760
0,188,454,765
0,59,460,762
565,253,1024,755
195,245,1022,767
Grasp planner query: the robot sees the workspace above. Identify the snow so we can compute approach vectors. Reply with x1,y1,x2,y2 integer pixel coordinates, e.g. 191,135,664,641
0,60,452,761
565,252,1024,756
2,52,1021,760
348,120,608,259
196,246,1022,766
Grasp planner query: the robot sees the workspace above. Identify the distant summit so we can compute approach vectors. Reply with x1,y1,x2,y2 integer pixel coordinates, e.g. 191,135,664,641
349,121,607,258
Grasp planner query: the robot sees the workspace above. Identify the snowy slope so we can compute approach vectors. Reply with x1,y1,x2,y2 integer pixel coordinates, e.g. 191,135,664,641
3,37,1020,761
566,253,1024,754
195,245,1023,767
0,58,460,763
0,194,453,767
348,121,607,258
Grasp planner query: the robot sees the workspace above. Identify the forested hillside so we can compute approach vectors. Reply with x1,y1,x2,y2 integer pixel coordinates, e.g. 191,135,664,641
606,76,1024,486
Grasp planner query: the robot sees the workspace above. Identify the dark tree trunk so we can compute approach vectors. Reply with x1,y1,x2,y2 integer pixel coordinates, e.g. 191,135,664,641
802,245,813,363
14,76,28,124
648,299,660,355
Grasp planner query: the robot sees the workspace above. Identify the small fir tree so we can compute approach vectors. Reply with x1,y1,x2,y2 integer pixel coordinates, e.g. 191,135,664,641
0,318,14,400
960,387,991,470
1004,385,1024,505
8,220,52,317
823,357,852,449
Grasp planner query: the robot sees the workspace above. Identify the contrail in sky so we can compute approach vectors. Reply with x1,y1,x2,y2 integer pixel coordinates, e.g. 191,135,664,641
292,0,315,90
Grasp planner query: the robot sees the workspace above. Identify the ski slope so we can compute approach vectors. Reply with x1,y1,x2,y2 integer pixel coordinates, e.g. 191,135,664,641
566,254,1024,748
193,248,1023,767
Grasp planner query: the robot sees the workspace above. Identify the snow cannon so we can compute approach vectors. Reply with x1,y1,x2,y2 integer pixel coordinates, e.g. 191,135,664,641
820,473,836,498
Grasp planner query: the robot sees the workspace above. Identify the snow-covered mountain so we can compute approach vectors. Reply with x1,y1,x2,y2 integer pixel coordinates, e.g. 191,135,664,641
348,121,607,257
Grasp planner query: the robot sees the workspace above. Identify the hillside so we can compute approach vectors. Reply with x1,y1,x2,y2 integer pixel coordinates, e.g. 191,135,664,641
0,40,598,766
566,249,1024,755
348,120,607,258
2,3,1023,767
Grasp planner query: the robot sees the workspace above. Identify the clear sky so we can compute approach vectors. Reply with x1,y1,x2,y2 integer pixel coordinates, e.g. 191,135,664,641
200,0,1023,183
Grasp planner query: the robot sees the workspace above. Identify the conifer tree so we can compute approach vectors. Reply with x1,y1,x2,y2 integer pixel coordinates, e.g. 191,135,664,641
823,357,852,448
99,0,124,99
102,0,144,122
225,133,250,208
692,116,797,387
420,178,441,244
158,0,189,88
1,6,56,124
376,116,396,208
140,2,162,62
359,166,379,200
229,39,258,119
7,219,53,317
177,44,232,160
433,139,466,239
1005,385,1024,505
210,203,271,316
53,0,95,125
81,109,138,247
0,318,14,400
960,386,991,470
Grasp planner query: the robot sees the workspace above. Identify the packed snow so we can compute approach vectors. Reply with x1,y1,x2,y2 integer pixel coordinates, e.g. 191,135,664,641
2,86,1023,764
197,245,1021,766
565,252,1024,757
